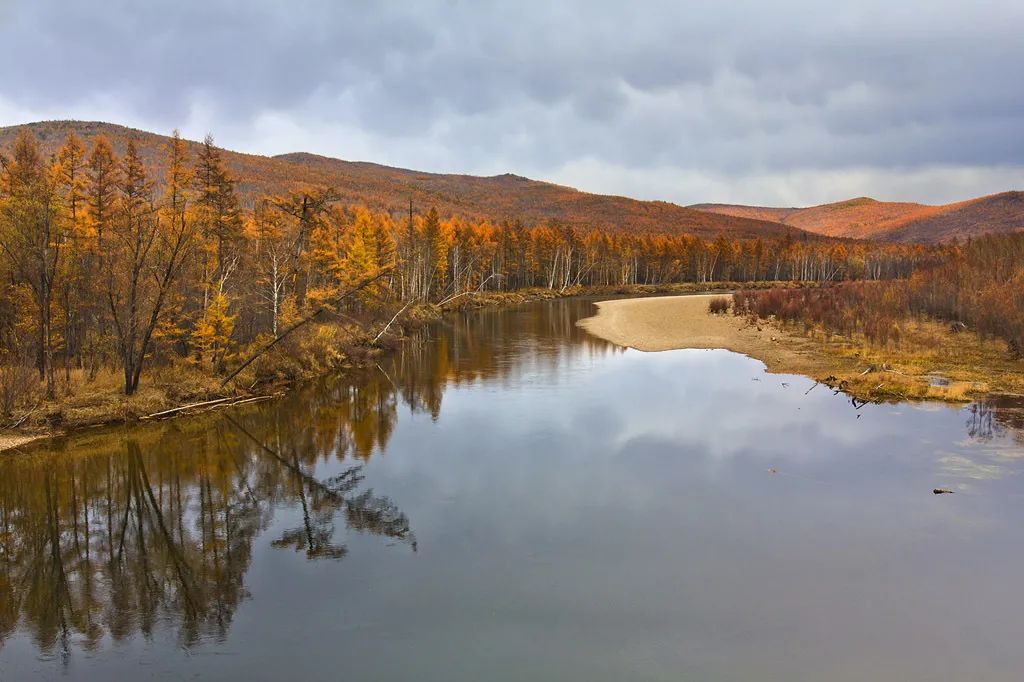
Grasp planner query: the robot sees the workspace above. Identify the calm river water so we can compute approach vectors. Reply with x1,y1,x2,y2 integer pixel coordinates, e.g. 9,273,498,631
2,298,1023,681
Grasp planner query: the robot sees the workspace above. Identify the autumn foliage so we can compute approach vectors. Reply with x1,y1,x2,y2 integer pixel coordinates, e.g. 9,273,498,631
734,232,1024,357
0,124,1006,408
707,297,731,315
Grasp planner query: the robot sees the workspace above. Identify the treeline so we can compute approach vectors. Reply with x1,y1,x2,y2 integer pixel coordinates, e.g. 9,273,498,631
0,128,939,398
733,232,1024,356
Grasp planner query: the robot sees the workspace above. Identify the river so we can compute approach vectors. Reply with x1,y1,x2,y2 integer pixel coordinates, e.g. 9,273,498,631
2,298,1023,681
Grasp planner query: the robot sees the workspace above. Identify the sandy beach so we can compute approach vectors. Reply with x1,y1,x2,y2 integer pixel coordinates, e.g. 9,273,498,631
577,294,837,376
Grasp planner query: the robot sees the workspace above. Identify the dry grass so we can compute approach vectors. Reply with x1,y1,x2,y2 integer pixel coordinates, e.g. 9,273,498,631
0,304,440,450
735,273,1024,401
0,364,229,433
0,315,408,449
782,317,1024,402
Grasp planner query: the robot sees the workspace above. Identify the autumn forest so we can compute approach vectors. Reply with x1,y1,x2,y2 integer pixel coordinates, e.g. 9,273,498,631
0,126,948,413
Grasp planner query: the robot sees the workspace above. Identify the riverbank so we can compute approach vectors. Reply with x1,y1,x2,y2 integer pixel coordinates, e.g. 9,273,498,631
0,281,834,453
0,312,430,453
438,280,816,313
578,294,1023,402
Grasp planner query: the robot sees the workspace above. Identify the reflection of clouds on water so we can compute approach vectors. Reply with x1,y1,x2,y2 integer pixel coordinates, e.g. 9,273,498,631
937,453,1006,481
574,348,911,465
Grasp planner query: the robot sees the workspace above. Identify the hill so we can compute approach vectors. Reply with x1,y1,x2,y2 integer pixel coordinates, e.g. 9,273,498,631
692,193,1024,243
0,121,802,240
686,204,799,224
876,192,1024,243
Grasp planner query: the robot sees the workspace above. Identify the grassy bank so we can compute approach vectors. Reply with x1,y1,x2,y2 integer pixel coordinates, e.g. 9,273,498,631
759,314,1024,402
719,291,1024,402
0,309,437,451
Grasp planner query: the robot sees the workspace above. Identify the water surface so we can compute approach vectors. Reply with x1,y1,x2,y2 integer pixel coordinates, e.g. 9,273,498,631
2,299,1023,681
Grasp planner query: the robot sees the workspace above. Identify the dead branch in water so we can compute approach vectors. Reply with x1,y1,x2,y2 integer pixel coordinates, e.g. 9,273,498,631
221,267,392,387
142,394,280,421
373,298,417,345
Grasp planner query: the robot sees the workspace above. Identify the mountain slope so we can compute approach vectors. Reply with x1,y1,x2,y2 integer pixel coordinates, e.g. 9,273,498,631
876,192,1024,243
692,193,1024,243
687,204,799,224
0,121,801,240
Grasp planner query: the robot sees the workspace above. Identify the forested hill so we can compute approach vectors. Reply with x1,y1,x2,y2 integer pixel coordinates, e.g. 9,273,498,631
691,192,1024,244
0,120,802,240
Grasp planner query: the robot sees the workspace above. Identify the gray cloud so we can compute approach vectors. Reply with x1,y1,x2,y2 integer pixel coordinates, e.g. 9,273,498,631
1,0,1022,205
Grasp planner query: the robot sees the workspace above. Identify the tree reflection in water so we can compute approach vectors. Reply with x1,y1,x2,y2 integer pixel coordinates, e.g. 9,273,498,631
0,406,415,660
966,395,1024,445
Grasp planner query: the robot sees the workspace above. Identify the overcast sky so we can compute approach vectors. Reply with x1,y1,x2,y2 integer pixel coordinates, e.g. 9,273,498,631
1,0,1021,206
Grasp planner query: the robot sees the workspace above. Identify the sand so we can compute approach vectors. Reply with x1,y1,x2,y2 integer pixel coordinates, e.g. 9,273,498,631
0,433,42,453
577,294,837,376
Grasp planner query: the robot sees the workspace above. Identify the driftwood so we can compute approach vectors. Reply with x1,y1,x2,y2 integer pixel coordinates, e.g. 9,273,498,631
142,394,279,421
7,401,41,429
220,267,392,387
144,397,234,419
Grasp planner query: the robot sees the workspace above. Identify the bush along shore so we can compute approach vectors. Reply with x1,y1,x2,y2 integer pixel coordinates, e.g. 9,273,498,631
0,298,431,451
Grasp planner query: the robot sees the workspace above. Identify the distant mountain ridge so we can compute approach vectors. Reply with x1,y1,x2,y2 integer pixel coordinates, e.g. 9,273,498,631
0,120,801,240
691,192,1024,243
6,121,1019,244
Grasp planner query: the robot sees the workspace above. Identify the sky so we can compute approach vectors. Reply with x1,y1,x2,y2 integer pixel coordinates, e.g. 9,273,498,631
0,0,1022,207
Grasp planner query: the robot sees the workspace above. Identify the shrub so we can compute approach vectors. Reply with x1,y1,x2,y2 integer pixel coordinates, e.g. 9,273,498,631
734,235,1024,359
707,297,731,315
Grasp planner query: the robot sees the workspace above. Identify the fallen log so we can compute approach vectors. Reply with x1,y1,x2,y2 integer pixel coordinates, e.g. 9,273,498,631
143,397,234,419
142,393,280,421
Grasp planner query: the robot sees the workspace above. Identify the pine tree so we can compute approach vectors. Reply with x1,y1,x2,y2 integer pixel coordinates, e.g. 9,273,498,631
194,135,243,299
421,206,449,299
86,136,119,253
55,132,89,380
192,291,235,372
343,207,380,306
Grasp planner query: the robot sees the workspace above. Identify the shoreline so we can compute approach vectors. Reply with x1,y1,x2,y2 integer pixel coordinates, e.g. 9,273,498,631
577,294,1013,403
577,294,843,376
0,283,797,454
0,281,925,454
